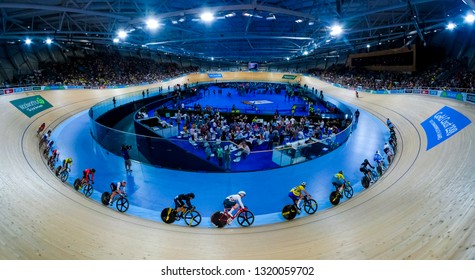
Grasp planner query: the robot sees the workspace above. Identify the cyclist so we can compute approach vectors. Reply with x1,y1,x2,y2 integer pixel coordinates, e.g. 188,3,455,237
108,180,127,206
332,171,347,195
37,123,46,135
59,157,72,174
174,193,195,217
360,159,375,183
288,182,311,214
386,118,394,129
383,142,394,164
81,168,96,185
51,149,60,162
223,191,246,223
374,150,385,171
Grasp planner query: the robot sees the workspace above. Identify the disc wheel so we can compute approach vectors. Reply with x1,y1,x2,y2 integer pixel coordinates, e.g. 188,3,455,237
211,211,226,228
237,210,254,227
116,197,129,212
330,191,340,205
73,179,81,191
184,210,202,227
101,192,111,206
160,208,176,224
282,205,297,220
361,176,370,189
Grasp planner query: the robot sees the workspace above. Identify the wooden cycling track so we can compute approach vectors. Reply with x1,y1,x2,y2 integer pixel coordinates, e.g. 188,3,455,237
0,73,473,260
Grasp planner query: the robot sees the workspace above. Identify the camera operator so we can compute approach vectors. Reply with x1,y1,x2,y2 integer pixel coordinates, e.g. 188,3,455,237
121,144,132,172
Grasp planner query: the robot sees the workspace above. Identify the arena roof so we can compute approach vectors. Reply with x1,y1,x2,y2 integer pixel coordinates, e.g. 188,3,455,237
0,0,472,63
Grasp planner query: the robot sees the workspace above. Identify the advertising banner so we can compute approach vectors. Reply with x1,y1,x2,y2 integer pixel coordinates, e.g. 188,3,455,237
9,95,53,118
429,90,439,96
3,88,14,94
404,89,413,93
282,74,297,80
413,89,421,94
208,73,223,78
421,89,429,95
420,106,471,150
466,93,475,104
22,87,33,92
440,91,464,101
32,86,42,91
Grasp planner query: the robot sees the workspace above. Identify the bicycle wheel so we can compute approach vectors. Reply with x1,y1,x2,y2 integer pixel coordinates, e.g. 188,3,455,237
237,210,254,227
361,176,370,189
282,204,297,220
101,192,111,206
211,211,226,228
344,184,353,198
83,184,93,197
303,198,318,215
73,179,81,191
60,171,69,182
160,208,176,224
184,210,202,227
330,191,340,205
116,197,129,212
55,166,62,176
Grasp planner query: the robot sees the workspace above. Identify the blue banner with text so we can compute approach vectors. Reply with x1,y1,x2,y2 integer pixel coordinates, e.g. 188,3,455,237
421,106,471,150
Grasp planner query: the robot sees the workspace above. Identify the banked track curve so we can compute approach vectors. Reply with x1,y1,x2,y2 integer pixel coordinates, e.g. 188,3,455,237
0,75,474,259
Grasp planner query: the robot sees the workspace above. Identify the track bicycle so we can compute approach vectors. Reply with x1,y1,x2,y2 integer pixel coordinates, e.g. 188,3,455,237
73,178,94,198
160,206,202,227
361,168,379,189
281,195,318,220
210,207,254,228
101,191,129,213
329,181,353,206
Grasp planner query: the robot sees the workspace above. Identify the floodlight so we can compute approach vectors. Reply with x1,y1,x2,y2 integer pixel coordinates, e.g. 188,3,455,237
146,18,159,29
201,12,214,22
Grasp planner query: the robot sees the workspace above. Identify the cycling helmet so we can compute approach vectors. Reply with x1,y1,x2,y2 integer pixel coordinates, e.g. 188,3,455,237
338,170,344,175
364,159,369,163
238,191,246,196
121,180,127,184
91,168,96,173
188,193,195,199
301,182,306,187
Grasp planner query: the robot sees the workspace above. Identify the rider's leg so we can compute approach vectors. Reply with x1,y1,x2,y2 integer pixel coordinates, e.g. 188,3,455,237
228,204,238,216
108,192,116,205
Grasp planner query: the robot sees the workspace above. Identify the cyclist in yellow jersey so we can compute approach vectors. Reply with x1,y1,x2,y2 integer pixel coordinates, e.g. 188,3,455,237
288,182,311,213
332,171,347,194
60,158,73,173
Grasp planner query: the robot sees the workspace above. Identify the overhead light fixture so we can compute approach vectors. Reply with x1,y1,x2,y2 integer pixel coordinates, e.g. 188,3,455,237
286,57,290,61
295,19,303,23
45,38,52,45
303,51,309,55
308,21,314,26
366,44,370,48
465,13,475,24
113,38,120,43
172,20,178,24
225,12,236,18
330,24,343,36
243,12,252,17
25,38,32,45
200,12,214,22
178,17,186,23
266,14,276,20
446,22,456,30
118,30,127,39
146,18,159,29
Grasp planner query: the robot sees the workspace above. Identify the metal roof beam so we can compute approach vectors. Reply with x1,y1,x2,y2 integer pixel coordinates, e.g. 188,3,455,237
0,3,131,21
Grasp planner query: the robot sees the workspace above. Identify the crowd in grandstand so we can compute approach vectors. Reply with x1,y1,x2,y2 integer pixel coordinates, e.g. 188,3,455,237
308,58,474,92
4,52,198,87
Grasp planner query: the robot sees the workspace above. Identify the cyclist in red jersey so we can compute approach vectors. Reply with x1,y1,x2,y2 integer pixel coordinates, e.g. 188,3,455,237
82,168,96,184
